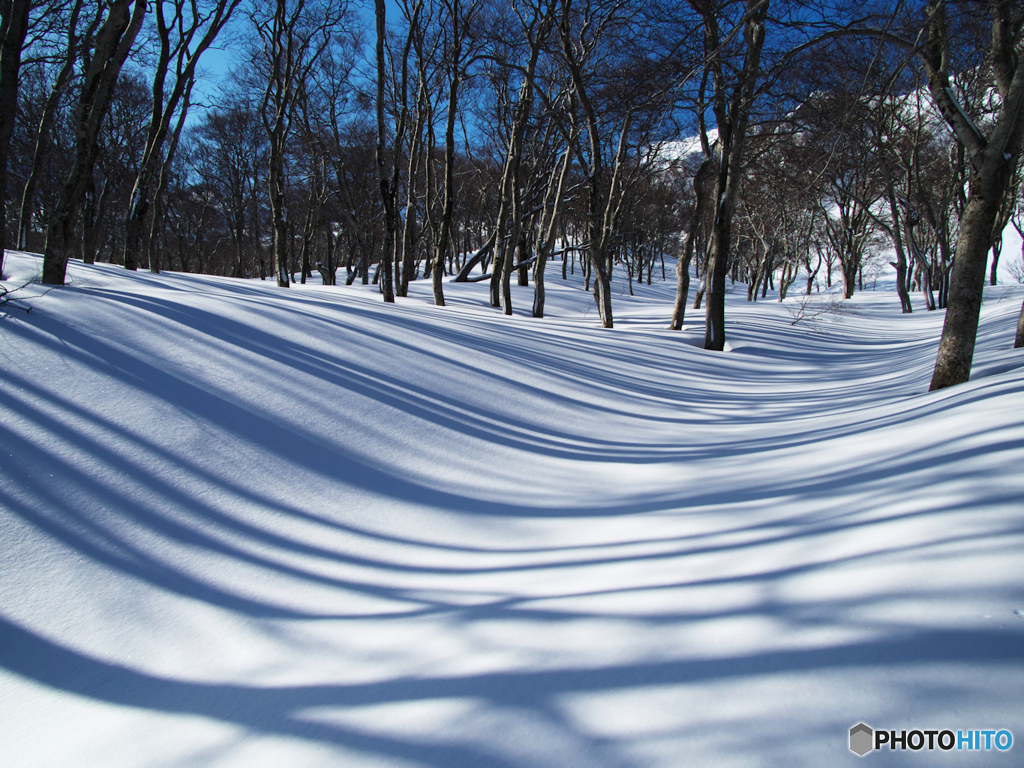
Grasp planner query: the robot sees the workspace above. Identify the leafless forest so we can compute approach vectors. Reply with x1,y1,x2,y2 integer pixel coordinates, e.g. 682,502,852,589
2,0,1023,388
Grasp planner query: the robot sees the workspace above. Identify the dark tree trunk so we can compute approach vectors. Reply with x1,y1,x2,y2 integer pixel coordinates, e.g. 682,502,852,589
701,0,768,351
453,232,495,282
532,245,547,317
0,0,31,276
671,158,713,330
81,176,100,265
842,257,858,300
17,1,86,252
534,143,572,318
919,1,1024,389
516,235,529,286
374,0,395,302
42,0,147,285
885,186,914,313
268,138,289,287
930,165,1018,389
432,24,463,307
489,24,545,315
399,85,426,298
989,181,1016,285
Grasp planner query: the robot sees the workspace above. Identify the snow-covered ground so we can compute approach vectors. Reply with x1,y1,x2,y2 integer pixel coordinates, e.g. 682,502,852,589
2,251,1022,767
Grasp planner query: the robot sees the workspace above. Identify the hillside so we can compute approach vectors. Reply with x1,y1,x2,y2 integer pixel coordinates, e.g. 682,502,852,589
2,251,1022,767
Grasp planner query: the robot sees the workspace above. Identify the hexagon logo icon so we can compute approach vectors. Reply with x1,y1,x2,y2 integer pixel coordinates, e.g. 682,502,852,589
850,723,873,756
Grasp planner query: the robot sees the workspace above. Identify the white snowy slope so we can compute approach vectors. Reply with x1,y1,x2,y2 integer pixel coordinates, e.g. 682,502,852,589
1,250,1022,768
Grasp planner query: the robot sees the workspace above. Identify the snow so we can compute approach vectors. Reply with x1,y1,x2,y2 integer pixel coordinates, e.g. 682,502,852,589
1,250,1022,767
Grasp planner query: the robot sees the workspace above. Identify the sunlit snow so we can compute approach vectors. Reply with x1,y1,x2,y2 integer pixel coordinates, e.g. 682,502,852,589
1,251,1022,767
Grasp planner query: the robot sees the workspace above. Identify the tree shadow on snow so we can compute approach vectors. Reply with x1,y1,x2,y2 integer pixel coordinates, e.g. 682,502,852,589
1,270,1023,765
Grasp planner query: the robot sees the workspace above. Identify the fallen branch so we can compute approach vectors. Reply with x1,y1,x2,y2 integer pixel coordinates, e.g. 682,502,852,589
789,292,853,326
453,233,497,282
0,280,39,313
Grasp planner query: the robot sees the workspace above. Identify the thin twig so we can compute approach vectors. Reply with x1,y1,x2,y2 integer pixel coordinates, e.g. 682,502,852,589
789,292,853,326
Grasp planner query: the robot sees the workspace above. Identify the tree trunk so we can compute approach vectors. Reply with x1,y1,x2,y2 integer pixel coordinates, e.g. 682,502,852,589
930,164,1017,389
842,258,857,300
17,3,84,252
42,0,147,286
268,136,290,287
884,182,914,313
917,1,1024,389
534,143,573,318
1014,299,1024,349
702,0,768,351
489,37,542,314
704,213,730,349
499,198,521,315
592,257,613,328
81,176,99,265
532,242,547,317
432,65,460,306
516,234,529,286
917,253,937,311
671,158,713,329
298,196,314,284
0,0,30,276
374,0,396,302
452,233,493,282
399,77,427,297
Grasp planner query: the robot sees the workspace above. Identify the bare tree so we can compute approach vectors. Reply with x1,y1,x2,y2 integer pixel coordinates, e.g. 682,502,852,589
908,2,1024,389
252,0,345,288
0,0,32,276
558,0,673,328
307,33,375,286
84,71,151,265
691,0,768,349
373,0,412,302
484,0,553,316
15,0,93,253
395,0,439,298
430,0,484,306
872,88,919,314
193,104,269,278
122,0,241,273
670,75,715,329
533,126,575,317
41,0,146,286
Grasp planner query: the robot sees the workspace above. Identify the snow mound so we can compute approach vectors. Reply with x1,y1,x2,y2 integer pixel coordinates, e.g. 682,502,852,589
2,251,1022,767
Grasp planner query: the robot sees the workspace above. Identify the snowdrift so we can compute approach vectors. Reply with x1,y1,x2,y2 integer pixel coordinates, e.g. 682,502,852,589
2,251,1022,767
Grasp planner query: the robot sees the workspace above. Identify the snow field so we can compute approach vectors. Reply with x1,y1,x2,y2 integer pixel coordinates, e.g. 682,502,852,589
1,250,1022,767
